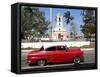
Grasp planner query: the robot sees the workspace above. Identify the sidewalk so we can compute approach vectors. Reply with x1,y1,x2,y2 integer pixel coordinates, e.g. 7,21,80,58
21,48,95,53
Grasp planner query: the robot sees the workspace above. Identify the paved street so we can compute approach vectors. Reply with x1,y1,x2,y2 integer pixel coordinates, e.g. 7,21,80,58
21,50,95,70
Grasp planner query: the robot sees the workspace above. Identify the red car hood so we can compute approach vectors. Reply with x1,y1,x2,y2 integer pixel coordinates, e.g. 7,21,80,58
68,48,83,54
68,48,81,51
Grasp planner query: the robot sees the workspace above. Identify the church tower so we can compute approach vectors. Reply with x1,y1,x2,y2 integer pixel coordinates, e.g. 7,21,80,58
52,12,67,41
55,12,63,27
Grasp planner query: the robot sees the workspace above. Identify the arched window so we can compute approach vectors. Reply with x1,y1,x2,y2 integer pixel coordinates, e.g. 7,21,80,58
59,17,61,25
58,33,61,39
59,17,61,22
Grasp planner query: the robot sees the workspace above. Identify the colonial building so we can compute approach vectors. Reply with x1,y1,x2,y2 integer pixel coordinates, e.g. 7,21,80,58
52,12,67,41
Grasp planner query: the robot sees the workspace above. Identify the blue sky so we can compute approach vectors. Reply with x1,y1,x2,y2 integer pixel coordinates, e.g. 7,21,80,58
38,7,84,36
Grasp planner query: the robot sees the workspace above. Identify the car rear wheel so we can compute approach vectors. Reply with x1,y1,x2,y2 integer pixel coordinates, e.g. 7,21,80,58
37,60,46,66
74,57,81,65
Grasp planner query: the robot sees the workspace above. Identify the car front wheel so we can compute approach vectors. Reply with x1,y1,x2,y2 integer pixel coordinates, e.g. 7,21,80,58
37,60,46,66
74,57,81,65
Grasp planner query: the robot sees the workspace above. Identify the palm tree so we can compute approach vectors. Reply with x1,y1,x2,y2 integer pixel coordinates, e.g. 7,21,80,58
64,11,76,40
64,11,74,24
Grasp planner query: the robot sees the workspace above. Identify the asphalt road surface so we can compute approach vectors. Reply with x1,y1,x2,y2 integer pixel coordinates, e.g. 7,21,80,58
21,50,95,70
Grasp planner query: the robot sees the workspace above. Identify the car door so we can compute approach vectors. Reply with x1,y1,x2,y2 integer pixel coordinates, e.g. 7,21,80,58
45,46,58,63
56,46,71,63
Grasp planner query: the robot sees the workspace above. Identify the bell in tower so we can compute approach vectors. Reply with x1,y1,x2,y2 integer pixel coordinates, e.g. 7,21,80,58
59,17,61,25
55,12,63,27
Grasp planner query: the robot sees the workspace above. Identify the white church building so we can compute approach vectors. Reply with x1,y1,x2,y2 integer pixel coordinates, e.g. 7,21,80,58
52,12,68,41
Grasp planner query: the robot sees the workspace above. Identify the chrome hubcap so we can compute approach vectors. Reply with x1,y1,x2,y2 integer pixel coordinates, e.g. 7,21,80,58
74,57,80,64
38,60,45,66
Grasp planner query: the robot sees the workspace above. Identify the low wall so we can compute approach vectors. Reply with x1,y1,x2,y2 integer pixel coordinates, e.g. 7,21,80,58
21,41,90,48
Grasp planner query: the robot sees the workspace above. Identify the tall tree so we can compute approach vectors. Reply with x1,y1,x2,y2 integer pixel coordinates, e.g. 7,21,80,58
80,10,95,41
21,6,50,39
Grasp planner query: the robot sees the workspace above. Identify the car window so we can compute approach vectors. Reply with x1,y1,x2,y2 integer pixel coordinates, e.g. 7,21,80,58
46,47,56,51
57,46,66,51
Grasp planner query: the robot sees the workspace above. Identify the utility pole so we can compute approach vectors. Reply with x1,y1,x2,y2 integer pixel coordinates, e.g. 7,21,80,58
50,8,52,40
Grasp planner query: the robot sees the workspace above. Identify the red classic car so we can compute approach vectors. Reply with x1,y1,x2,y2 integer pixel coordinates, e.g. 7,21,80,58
27,45,84,66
